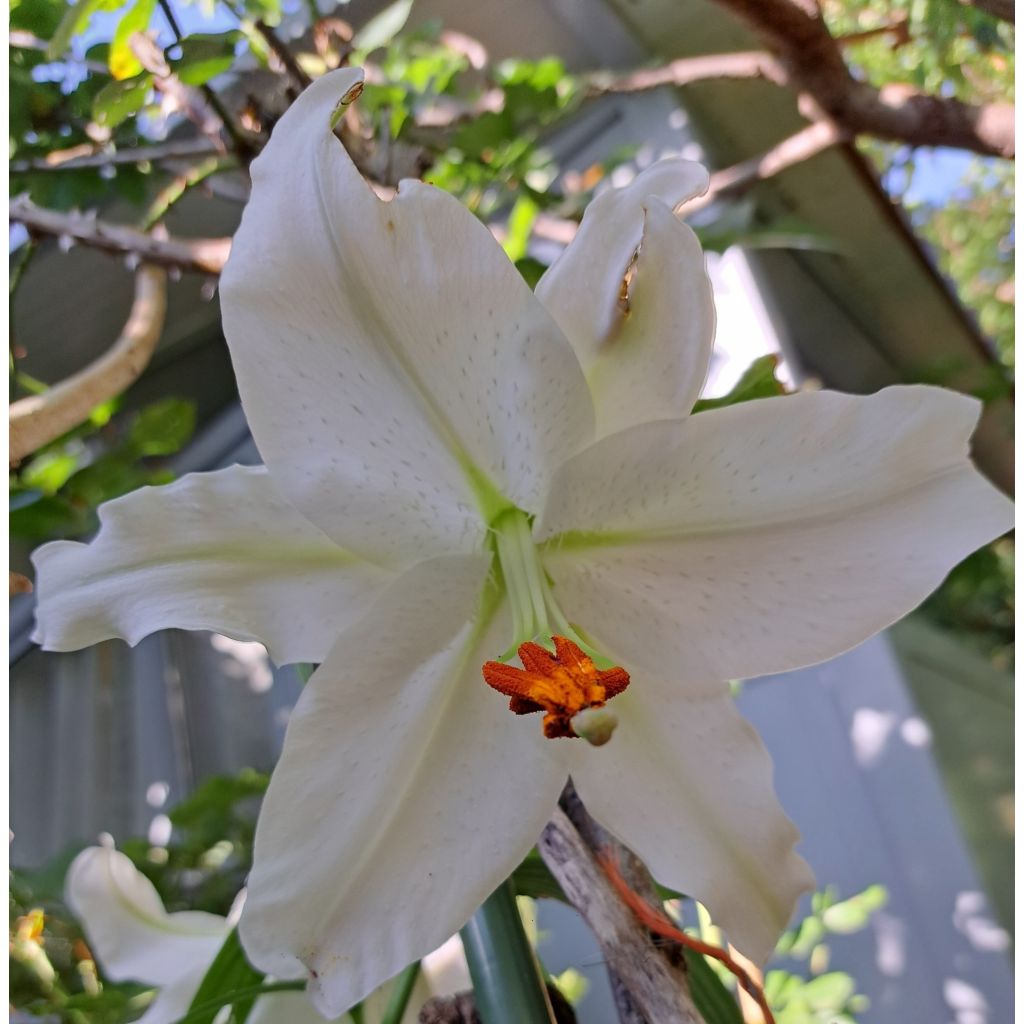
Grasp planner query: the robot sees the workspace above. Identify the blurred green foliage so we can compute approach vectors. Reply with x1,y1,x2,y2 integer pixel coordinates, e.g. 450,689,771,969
10,396,196,542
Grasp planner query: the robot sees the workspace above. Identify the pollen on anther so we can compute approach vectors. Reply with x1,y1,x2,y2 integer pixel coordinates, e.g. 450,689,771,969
481,637,629,742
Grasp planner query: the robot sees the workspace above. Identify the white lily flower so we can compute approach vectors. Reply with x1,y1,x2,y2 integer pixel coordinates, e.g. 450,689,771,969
34,66,1012,1018
65,846,453,1023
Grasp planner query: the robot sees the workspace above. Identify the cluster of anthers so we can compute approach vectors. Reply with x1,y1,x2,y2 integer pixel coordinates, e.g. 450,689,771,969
482,636,630,745
480,507,630,746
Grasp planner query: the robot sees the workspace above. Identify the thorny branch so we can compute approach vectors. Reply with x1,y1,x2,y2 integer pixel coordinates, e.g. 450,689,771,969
10,265,168,464
10,195,230,275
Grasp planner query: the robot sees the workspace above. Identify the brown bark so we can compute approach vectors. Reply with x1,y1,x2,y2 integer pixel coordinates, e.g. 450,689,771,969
711,0,1014,158
539,796,701,1024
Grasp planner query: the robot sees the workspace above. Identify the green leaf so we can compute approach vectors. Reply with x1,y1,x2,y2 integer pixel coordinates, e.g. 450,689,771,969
127,398,196,456
511,849,567,903
692,355,787,414
185,928,264,1024
822,885,887,934
801,972,855,1010
20,449,82,494
62,453,146,506
47,0,123,59
352,0,413,54
168,770,270,831
92,73,153,128
9,493,87,540
683,949,744,1024
109,0,156,79
502,195,539,263
169,32,242,86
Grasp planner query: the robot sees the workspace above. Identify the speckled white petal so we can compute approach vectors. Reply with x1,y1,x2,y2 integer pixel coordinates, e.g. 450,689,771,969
539,386,1014,681
239,555,566,1019
570,669,813,967
536,161,712,434
32,465,391,666
65,847,227,988
220,68,594,564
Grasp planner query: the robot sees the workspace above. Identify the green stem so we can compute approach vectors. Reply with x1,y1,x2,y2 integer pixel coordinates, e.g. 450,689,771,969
139,156,232,231
173,981,306,1023
460,882,555,1024
380,961,421,1024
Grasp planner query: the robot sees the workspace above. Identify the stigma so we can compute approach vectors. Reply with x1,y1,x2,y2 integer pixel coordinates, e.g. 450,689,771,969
482,636,630,744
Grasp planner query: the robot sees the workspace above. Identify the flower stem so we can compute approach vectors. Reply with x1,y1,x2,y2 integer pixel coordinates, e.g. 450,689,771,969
380,961,421,1024
460,882,556,1024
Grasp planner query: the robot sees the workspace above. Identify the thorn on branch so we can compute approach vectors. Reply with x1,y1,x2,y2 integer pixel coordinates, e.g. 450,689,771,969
10,196,231,276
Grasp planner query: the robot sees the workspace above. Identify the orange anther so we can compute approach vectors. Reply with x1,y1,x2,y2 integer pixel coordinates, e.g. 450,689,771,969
482,636,629,739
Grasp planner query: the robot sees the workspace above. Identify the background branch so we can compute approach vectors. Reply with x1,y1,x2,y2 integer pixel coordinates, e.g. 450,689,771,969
10,265,167,464
709,0,1014,157
10,196,230,275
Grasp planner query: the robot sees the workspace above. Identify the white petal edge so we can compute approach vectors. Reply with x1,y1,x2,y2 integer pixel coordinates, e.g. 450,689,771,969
65,847,227,987
536,160,713,434
569,670,813,967
31,464,392,665
239,554,567,1018
220,67,594,564
539,386,1014,680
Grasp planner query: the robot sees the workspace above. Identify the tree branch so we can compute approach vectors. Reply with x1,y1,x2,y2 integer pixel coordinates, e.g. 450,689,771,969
10,138,222,174
685,118,848,213
10,265,167,464
709,0,1014,157
10,196,230,275
539,800,702,1023
581,50,789,97
965,0,1014,24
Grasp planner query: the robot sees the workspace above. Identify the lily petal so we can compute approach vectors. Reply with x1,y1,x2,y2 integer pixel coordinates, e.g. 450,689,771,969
539,386,1014,680
220,68,594,563
569,670,813,966
239,554,567,1018
32,465,390,665
536,161,713,434
65,846,227,987
133,965,211,1024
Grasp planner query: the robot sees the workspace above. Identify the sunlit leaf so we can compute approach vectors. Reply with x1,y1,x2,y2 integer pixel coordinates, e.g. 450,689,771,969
693,355,787,413
92,73,153,128
127,398,196,456
352,0,413,54
109,0,156,79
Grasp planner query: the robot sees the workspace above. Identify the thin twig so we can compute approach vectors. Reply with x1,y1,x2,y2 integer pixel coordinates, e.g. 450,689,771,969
9,239,39,402
684,118,848,214
10,196,230,275
139,155,234,230
10,266,168,464
157,0,255,160
11,138,222,174
581,50,789,97
220,0,311,91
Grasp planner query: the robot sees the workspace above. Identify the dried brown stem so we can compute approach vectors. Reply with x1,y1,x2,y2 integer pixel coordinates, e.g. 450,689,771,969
10,265,168,464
